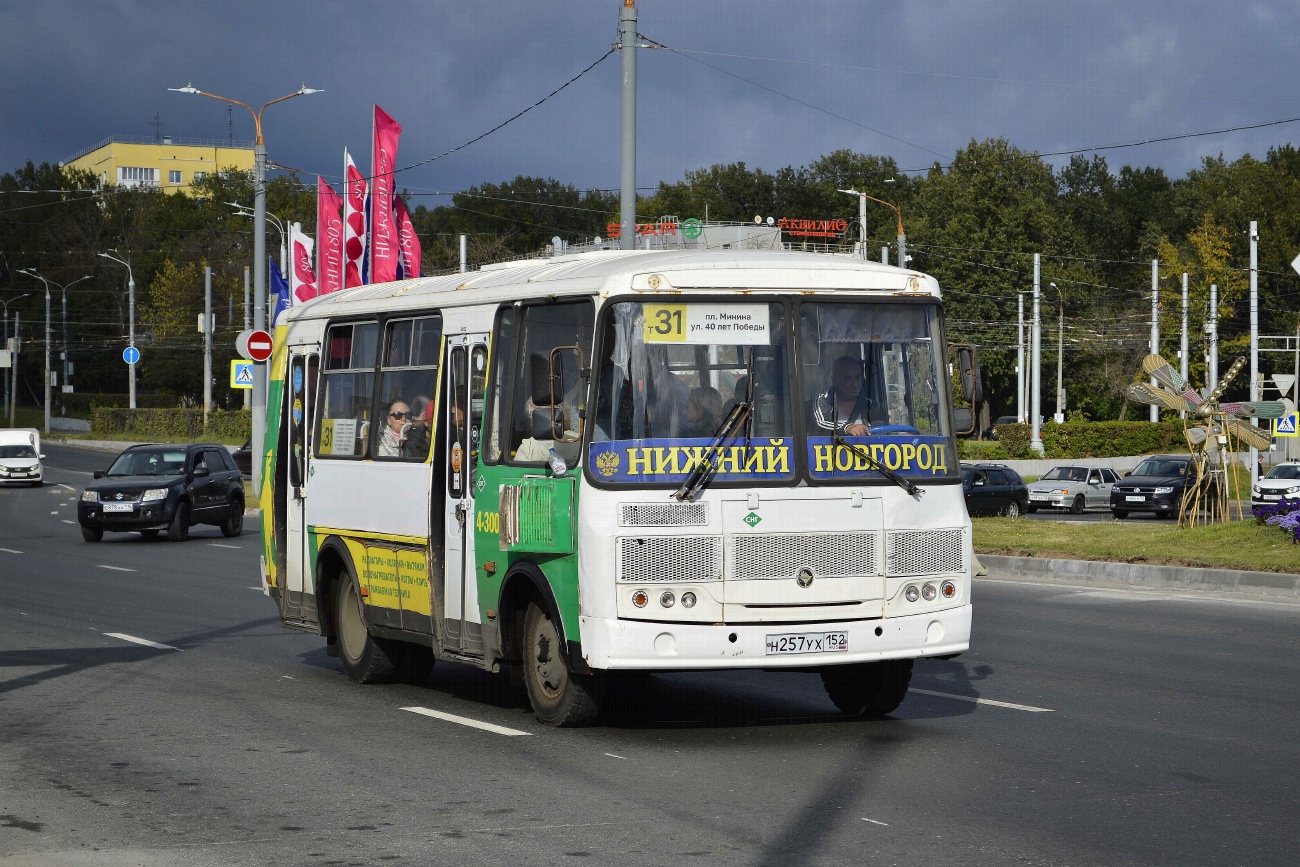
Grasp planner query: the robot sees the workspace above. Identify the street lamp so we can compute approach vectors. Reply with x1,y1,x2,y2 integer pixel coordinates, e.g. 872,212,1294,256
227,202,287,274
1049,282,1064,422
170,82,321,492
837,188,906,267
1,292,31,427
17,270,90,433
98,250,137,408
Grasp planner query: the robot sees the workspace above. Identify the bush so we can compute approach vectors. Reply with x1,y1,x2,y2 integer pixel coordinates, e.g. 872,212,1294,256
50,393,178,417
989,420,1191,459
91,408,250,442
958,439,1008,461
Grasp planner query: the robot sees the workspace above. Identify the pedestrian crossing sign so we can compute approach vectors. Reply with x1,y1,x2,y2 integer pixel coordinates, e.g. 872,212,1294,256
1274,413,1298,437
231,359,254,390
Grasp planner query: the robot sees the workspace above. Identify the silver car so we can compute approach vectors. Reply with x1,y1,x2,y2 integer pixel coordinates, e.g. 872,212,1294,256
1027,466,1118,514
1252,462,1300,508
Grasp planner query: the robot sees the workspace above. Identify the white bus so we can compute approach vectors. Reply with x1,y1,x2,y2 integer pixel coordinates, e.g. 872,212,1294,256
259,248,973,726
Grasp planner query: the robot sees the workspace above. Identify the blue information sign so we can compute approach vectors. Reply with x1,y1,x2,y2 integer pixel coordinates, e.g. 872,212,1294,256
122,346,140,365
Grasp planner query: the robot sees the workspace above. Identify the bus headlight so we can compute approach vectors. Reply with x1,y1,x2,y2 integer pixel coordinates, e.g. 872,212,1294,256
659,591,675,608
680,592,697,608
922,583,937,601
904,585,920,603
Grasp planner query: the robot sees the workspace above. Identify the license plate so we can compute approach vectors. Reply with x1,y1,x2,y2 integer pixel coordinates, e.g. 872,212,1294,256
1030,494,1047,501
765,632,848,655
102,503,134,512
1125,495,1144,502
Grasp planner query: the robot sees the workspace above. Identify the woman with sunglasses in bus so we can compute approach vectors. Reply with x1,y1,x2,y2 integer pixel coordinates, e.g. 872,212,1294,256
378,399,414,457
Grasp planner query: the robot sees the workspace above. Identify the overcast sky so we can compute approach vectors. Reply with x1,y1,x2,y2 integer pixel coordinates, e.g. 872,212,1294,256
5,1,1300,201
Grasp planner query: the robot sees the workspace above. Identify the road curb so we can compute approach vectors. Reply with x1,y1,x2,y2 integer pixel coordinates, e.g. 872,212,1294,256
979,554,1300,599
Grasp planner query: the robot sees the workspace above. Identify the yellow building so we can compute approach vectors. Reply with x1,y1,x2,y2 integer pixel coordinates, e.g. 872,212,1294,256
61,135,255,193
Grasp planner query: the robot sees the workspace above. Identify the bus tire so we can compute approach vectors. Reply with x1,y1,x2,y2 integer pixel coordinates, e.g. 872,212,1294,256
821,658,913,718
522,601,604,727
334,575,397,684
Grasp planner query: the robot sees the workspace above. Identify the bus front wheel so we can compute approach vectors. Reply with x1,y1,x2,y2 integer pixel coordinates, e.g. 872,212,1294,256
821,659,913,718
334,576,397,684
522,601,604,727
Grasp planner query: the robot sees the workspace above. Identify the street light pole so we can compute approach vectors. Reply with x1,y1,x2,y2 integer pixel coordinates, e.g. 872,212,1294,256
98,251,136,408
1017,293,1025,423
1,293,31,418
619,0,638,251
171,82,321,492
838,189,905,267
1030,254,1043,454
1051,282,1064,421
17,272,89,433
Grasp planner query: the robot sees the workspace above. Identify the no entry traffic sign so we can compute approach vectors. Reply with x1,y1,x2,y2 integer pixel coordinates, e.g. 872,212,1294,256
237,329,274,362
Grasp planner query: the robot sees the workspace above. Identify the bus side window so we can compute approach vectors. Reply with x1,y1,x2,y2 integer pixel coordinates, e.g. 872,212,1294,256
505,300,594,465
372,315,442,462
316,321,377,458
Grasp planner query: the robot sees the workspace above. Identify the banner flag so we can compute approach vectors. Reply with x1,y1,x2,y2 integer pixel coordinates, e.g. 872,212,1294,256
289,223,317,303
368,104,403,284
316,176,345,295
269,257,290,326
342,148,368,288
394,194,421,280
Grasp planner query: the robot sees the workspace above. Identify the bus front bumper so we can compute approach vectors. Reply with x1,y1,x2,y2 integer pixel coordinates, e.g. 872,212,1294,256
579,604,971,670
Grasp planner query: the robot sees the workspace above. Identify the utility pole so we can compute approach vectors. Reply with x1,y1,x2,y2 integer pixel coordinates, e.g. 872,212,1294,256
61,284,69,400
1055,285,1064,421
204,266,213,430
243,267,251,410
43,283,50,434
98,252,137,408
1181,272,1189,419
9,311,17,427
1030,254,1043,453
1150,259,1159,423
857,193,867,260
618,0,638,251
898,227,907,271
460,234,468,273
1208,283,1219,390
1249,220,1260,483
881,246,888,265
1017,293,1025,423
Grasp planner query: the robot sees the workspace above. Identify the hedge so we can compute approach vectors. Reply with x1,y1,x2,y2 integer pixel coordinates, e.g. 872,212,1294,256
993,421,1192,459
60,393,178,413
91,408,251,442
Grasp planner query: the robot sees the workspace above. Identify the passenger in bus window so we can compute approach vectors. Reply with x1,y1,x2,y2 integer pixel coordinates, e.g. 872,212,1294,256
683,385,724,437
811,355,877,436
379,400,413,456
404,395,434,459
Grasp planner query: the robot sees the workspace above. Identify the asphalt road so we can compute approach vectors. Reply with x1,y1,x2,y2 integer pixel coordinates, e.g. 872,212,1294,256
1,449,1298,865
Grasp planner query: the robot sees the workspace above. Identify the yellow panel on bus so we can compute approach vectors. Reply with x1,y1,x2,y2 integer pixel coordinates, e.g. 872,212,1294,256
396,548,431,616
363,545,404,610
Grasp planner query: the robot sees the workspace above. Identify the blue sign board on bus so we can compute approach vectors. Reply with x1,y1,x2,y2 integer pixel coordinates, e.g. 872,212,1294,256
122,346,140,365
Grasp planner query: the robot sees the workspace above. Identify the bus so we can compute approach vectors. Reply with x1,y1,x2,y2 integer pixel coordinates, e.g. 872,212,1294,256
258,248,973,726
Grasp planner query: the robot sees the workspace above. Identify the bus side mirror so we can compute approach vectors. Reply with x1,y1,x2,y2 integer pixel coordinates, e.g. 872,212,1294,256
549,345,584,443
947,343,982,436
952,406,974,436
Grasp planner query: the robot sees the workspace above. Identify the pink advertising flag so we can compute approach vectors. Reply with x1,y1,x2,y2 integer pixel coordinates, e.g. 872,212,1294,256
368,105,403,284
289,223,318,303
316,177,345,295
342,148,368,288
394,194,421,280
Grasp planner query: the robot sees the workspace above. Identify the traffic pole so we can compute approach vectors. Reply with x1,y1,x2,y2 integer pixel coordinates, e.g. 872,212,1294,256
1150,259,1159,424
1208,283,1218,390
1017,293,1025,423
204,265,212,431
8,311,16,427
43,286,50,434
252,143,267,492
1030,254,1043,454
128,273,136,409
243,266,250,410
1249,221,1259,484
1181,272,1189,419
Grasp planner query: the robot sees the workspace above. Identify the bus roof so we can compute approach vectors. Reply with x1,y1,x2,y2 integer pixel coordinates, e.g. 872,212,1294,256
284,248,940,323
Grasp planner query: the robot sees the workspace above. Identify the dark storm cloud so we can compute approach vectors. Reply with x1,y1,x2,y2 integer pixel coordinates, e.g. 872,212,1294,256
4,1,1300,196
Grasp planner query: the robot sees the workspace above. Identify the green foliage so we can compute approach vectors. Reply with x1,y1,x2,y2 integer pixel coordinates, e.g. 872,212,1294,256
92,408,250,442
957,439,1009,461
993,420,1191,458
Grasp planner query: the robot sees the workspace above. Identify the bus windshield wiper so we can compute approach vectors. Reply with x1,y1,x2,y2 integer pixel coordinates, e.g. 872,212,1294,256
830,404,923,499
673,400,753,502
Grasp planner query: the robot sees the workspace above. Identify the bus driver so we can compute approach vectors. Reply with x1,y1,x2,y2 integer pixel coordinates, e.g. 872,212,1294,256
811,355,877,436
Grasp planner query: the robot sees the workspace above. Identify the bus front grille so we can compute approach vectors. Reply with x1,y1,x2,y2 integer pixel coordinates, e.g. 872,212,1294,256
617,535,722,583
728,532,879,581
885,529,964,576
619,502,709,527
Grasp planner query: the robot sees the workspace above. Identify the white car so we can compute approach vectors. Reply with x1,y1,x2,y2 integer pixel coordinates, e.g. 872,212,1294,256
0,428,44,487
1252,462,1300,508
1026,465,1118,514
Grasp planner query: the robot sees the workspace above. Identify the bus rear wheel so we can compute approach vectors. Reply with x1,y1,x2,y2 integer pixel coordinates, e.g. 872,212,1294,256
821,659,914,718
334,576,397,684
522,601,603,727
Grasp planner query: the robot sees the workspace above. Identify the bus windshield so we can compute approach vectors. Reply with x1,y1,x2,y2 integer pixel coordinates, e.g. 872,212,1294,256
587,298,956,485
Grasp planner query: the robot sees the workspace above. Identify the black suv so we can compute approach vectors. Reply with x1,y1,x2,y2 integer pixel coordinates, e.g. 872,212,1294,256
962,463,1030,517
1110,454,1212,519
78,443,245,542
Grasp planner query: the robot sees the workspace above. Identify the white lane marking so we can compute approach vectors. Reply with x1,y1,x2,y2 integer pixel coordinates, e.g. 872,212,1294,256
104,632,180,651
909,688,1054,713
247,586,265,591
210,543,241,550
58,484,75,491
96,565,136,573
604,753,627,760
0,547,23,554
862,818,889,826
400,706,532,737
61,520,76,525
49,511,58,515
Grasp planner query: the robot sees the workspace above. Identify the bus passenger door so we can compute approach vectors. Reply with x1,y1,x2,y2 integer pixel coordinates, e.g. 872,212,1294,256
283,350,319,625
442,335,489,656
